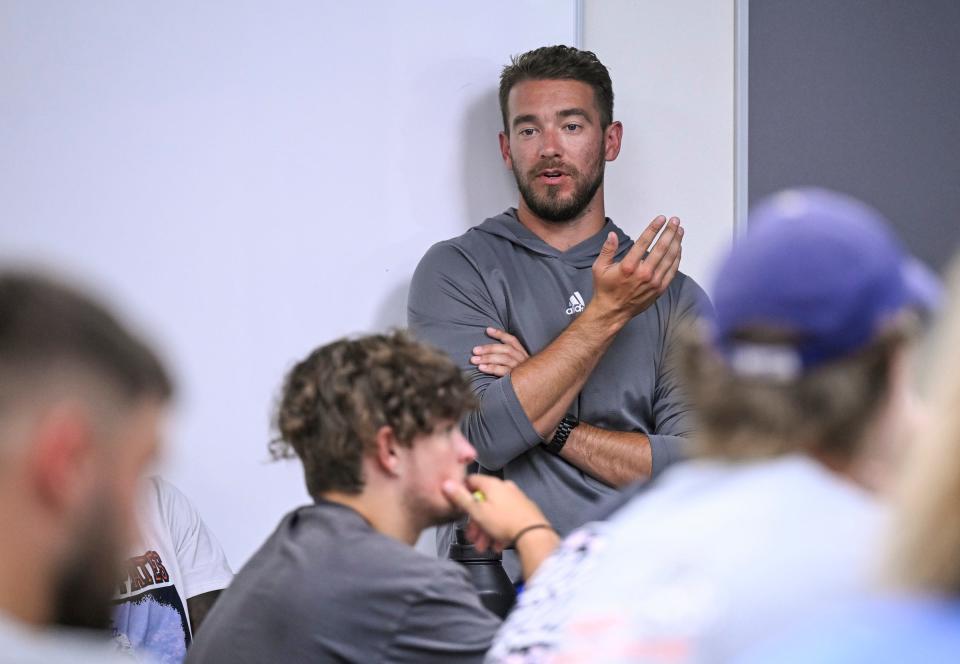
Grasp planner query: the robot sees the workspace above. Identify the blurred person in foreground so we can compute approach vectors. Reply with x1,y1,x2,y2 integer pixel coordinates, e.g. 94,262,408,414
0,272,173,663
738,257,960,663
487,188,938,662
187,332,558,664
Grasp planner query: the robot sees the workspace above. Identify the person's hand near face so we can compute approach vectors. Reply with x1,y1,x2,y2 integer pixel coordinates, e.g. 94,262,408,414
442,474,559,581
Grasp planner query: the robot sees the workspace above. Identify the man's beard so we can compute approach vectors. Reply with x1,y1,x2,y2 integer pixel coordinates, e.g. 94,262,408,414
51,492,124,631
514,147,605,223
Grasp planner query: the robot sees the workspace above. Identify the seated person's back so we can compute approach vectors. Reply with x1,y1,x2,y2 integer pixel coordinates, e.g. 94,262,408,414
189,498,496,663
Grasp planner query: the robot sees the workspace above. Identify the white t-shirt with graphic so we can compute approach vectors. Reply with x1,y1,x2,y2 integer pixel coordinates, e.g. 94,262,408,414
112,477,233,664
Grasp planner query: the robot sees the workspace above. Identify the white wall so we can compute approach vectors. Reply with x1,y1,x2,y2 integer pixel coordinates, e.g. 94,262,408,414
0,1,737,567
583,0,737,285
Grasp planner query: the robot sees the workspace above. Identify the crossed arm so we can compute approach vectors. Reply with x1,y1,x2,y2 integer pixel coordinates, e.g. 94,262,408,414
470,217,683,487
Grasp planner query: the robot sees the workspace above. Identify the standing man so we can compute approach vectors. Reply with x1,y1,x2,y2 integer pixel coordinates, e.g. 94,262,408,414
408,45,706,556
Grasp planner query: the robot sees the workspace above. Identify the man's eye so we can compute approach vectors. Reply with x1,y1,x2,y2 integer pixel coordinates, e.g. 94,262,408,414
565,123,581,132
519,128,537,137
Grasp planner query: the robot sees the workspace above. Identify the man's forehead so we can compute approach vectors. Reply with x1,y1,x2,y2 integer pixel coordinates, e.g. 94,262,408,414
507,79,598,118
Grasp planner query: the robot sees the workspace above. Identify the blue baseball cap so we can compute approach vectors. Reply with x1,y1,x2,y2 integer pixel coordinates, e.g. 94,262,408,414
710,188,941,379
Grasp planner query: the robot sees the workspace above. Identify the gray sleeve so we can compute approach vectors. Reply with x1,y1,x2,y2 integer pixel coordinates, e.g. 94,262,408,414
385,563,501,663
648,274,713,476
408,242,543,470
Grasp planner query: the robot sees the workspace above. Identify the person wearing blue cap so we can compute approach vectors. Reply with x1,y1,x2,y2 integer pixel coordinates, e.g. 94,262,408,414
488,188,938,663
735,260,960,663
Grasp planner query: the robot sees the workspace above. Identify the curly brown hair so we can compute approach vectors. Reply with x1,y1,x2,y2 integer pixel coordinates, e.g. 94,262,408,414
271,331,475,500
499,45,614,131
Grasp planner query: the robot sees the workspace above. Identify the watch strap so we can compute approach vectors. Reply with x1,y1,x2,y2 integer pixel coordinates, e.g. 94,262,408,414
543,414,579,455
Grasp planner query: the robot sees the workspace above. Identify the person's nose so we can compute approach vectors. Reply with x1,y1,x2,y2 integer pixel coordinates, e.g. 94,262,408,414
456,431,477,464
539,127,562,160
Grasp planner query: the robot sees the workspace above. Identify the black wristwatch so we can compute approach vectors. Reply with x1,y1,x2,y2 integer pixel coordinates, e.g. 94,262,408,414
543,414,579,455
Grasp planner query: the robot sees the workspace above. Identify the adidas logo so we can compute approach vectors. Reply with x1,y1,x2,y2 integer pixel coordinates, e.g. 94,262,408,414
565,291,586,316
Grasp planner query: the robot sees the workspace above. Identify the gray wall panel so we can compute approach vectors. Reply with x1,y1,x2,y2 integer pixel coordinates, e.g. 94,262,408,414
749,0,960,271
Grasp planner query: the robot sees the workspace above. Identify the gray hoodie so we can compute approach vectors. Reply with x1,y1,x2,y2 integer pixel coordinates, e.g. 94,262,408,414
408,209,708,543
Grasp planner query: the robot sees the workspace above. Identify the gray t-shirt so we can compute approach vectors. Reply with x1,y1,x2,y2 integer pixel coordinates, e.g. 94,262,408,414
409,210,708,547
186,501,501,664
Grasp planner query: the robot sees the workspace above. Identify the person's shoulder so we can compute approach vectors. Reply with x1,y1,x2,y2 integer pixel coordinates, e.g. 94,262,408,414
360,543,482,608
306,504,451,576
783,457,880,517
670,270,704,291
412,233,484,278
735,596,960,663
147,475,188,505
658,270,713,318
414,211,521,270
420,555,480,591
145,475,205,526
667,270,708,301
378,540,475,591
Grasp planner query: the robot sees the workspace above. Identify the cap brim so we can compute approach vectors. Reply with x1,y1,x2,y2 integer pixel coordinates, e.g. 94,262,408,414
900,256,943,316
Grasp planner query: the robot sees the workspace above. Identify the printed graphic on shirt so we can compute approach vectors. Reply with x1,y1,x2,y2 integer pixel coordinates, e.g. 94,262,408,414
565,291,586,316
488,523,608,662
112,550,190,664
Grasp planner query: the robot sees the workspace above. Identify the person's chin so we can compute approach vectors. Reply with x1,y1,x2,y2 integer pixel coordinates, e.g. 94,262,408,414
429,503,465,527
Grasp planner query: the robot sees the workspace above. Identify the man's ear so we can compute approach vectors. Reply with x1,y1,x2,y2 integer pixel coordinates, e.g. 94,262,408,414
373,425,404,477
28,403,97,515
604,121,624,162
498,131,513,170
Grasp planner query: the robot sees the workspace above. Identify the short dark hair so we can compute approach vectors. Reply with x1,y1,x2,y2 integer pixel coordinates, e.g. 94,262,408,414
271,331,475,500
499,45,614,131
0,272,173,411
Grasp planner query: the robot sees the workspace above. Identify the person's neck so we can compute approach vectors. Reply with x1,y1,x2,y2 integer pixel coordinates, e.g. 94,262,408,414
515,186,608,252
810,449,879,493
320,489,421,546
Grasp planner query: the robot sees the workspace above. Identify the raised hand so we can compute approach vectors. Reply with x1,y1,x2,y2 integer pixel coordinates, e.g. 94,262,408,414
590,216,683,324
470,327,530,377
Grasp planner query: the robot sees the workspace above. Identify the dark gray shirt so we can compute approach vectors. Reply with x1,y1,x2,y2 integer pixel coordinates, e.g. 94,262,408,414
186,501,500,663
408,210,708,543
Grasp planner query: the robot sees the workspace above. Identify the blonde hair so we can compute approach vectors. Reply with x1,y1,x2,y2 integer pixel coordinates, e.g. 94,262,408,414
888,258,960,593
678,321,912,464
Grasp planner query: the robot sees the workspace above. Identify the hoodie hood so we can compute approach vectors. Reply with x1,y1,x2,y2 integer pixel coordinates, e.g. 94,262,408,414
472,208,633,269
